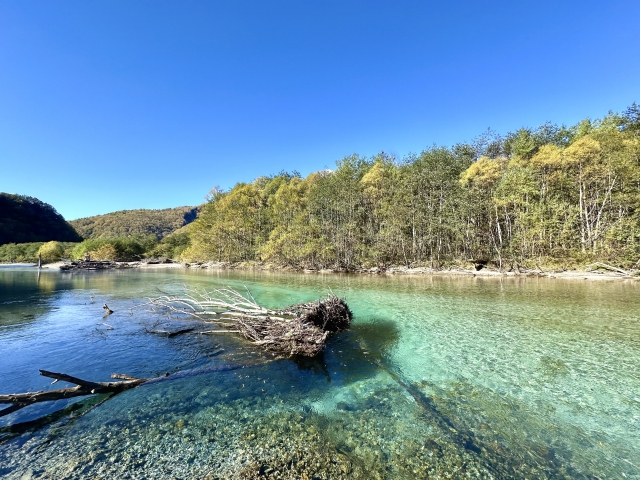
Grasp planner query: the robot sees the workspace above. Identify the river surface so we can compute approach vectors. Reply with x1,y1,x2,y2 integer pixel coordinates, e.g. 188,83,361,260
0,267,638,479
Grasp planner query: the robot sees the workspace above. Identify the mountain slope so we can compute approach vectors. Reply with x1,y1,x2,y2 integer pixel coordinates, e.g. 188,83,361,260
69,206,198,240
0,193,82,245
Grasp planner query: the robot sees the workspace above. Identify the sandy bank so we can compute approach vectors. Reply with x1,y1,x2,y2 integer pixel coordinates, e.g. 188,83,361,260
2,261,636,281
177,261,640,281
381,266,639,281
137,262,187,269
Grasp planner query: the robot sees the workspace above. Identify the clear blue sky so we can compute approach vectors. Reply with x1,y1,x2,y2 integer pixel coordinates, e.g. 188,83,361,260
1,1,638,220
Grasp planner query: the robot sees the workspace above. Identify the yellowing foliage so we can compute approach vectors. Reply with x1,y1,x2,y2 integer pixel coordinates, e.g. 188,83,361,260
89,244,118,261
529,144,563,169
460,156,504,190
564,136,602,166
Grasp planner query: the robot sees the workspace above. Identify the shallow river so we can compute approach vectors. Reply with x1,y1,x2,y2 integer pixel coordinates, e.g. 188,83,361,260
0,267,639,479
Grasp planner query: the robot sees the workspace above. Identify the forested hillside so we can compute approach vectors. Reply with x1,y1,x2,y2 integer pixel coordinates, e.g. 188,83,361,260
0,193,81,245
184,104,640,270
70,206,198,240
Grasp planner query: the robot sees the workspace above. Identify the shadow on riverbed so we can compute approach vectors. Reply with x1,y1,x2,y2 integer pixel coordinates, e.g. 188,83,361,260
285,320,625,479
288,319,400,385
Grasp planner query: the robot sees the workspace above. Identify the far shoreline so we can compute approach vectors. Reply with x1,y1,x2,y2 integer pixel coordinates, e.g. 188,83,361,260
3,260,637,282
182,262,640,282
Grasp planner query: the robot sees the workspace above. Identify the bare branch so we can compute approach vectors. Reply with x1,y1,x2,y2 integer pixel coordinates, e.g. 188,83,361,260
136,287,353,357
0,370,150,417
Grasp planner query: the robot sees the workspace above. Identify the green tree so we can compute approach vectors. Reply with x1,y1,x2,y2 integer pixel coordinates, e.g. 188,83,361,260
460,155,507,267
37,241,64,263
179,103,640,271
306,155,372,269
259,176,328,267
71,238,146,261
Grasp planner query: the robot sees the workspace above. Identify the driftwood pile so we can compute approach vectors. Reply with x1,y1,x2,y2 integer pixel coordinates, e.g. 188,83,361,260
142,287,352,357
60,260,123,271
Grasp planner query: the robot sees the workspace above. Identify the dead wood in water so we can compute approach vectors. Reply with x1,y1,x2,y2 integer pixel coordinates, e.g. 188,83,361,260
60,260,118,271
146,327,196,337
0,370,148,417
139,287,353,357
0,362,271,425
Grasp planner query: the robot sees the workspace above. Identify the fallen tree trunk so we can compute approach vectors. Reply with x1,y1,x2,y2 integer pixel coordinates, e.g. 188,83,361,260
139,287,352,357
0,361,271,423
585,262,633,276
0,370,148,417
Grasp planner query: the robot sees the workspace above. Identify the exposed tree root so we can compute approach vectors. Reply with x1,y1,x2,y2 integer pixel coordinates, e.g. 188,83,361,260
139,287,353,357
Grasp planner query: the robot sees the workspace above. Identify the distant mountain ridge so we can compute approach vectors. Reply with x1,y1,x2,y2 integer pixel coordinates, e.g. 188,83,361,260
69,206,198,240
0,193,82,245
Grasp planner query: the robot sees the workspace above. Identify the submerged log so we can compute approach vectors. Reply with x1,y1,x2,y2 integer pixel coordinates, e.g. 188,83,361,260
146,327,195,337
0,370,148,417
140,287,353,357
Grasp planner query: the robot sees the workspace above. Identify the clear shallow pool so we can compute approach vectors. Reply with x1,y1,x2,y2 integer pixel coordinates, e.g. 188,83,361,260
0,268,638,479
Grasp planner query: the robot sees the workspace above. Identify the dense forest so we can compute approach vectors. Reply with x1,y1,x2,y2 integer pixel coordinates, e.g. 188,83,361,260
3,105,639,270
69,206,198,240
0,193,81,245
184,104,640,270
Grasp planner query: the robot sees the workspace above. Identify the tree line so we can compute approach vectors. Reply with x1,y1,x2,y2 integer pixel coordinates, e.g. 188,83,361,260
0,233,191,264
183,104,640,270
0,197,194,263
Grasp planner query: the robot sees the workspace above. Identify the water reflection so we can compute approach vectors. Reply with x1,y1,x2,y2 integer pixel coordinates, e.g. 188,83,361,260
0,269,62,330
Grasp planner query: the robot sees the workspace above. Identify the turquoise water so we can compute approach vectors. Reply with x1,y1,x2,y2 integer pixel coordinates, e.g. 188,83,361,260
0,267,639,479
